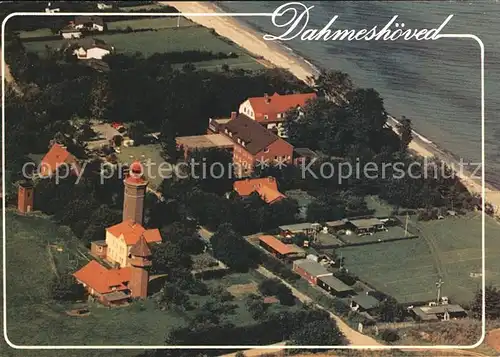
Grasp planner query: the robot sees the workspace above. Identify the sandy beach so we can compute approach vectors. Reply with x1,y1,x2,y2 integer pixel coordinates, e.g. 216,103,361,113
165,2,499,210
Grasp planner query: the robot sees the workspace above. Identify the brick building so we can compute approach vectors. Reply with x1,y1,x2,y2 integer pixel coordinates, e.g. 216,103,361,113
17,181,34,214
214,114,293,177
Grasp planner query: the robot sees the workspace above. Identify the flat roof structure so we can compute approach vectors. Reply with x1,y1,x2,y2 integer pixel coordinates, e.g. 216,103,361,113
176,134,234,150
348,218,385,230
351,294,380,310
317,275,353,293
279,222,318,232
411,304,466,321
293,259,332,277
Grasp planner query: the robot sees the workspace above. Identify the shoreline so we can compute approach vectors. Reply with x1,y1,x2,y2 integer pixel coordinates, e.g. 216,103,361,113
163,1,499,212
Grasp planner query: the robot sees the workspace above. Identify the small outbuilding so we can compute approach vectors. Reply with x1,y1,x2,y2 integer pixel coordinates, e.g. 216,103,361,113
317,275,354,298
410,304,467,321
292,259,333,285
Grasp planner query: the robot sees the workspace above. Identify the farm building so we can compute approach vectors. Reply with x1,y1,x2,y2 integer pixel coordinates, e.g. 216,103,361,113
349,294,380,313
326,220,348,232
346,218,386,235
410,304,467,321
176,134,234,160
279,222,321,236
258,235,305,260
317,275,354,297
292,259,333,285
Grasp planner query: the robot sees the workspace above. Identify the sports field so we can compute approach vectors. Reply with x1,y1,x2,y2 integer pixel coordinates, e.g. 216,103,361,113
23,26,263,71
338,212,500,305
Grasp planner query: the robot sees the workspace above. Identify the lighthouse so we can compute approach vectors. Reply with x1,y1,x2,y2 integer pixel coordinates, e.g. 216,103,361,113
123,161,148,225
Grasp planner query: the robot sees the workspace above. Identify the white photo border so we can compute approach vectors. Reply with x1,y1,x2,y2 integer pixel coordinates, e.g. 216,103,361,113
1,10,486,351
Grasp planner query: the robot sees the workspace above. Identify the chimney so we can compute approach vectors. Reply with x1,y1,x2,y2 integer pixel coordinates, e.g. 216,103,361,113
264,93,270,104
230,111,237,120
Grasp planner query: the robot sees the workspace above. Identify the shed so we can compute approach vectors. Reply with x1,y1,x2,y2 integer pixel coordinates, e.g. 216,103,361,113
317,275,354,297
347,218,385,234
411,304,467,321
292,259,332,285
350,294,380,312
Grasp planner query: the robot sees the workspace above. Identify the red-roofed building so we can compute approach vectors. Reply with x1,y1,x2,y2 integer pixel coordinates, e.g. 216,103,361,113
238,92,316,137
105,219,161,267
233,177,286,204
258,235,305,261
39,143,81,177
73,260,132,306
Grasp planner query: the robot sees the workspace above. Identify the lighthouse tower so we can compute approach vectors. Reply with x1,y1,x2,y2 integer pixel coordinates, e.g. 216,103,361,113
128,236,152,298
123,161,148,225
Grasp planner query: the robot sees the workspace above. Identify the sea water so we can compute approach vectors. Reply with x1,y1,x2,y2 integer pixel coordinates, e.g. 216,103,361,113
218,1,500,187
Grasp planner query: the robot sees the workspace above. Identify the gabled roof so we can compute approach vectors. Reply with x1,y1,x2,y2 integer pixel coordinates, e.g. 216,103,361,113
293,259,333,277
247,92,316,122
351,294,380,310
106,220,162,246
222,115,279,155
233,177,286,204
259,235,293,255
73,260,131,294
40,143,80,176
75,38,113,51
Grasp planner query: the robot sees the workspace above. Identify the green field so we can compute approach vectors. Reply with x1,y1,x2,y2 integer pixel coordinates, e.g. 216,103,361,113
107,17,193,30
23,26,263,71
338,212,500,305
338,225,414,246
4,210,291,351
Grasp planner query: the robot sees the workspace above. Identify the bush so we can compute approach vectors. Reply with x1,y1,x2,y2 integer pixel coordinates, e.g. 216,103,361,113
381,329,400,343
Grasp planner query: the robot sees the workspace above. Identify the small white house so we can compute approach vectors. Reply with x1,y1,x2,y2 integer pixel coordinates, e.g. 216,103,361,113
72,38,113,60
61,28,82,39
97,3,113,10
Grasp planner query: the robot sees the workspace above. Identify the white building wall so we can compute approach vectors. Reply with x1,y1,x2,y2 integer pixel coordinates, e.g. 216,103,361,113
238,100,255,120
85,47,110,60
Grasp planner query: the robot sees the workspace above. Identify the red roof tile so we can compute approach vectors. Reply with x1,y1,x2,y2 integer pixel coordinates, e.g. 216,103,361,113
233,177,286,204
40,143,81,176
73,260,131,294
259,235,293,255
106,220,162,246
247,92,316,122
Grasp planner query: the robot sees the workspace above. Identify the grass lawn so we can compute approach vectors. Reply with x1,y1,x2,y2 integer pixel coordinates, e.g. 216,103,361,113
338,239,440,304
410,212,500,304
107,17,193,30
16,28,53,39
115,144,167,190
338,212,500,305
23,26,263,71
365,195,395,217
4,211,293,350
338,225,416,246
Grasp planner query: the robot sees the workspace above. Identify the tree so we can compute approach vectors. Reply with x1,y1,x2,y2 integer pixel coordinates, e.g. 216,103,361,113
245,294,268,320
50,274,85,301
89,75,111,120
258,278,295,306
471,285,500,319
314,70,353,104
210,223,256,272
373,297,405,323
158,282,191,311
128,121,148,145
112,134,123,147
289,319,344,348
398,116,412,151
151,242,193,274
380,329,400,343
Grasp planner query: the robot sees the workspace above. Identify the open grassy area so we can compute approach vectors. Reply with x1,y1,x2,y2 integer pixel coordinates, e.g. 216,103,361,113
338,239,440,304
338,212,499,305
338,225,416,246
23,26,263,71
4,211,294,350
410,212,500,304
107,17,193,30
115,144,166,190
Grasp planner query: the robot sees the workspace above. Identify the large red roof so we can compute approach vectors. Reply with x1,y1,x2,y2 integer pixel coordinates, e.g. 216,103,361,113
40,143,81,177
73,260,131,294
106,219,162,246
233,177,286,204
247,92,316,122
259,235,293,255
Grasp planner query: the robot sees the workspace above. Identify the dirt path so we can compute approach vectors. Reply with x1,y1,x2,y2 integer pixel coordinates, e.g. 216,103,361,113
256,266,382,347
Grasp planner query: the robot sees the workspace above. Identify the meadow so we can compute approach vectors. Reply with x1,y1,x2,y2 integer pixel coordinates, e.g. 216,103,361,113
4,210,291,351
22,25,263,71
338,212,500,305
